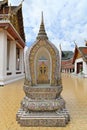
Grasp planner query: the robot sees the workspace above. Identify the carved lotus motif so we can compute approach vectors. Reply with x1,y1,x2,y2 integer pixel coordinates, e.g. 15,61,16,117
21,96,65,112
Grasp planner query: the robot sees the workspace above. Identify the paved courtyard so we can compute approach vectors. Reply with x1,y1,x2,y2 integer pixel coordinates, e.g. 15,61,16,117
0,73,87,130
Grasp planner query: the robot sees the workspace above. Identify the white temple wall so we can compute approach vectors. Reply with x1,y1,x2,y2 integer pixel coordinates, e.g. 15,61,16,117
75,58,87,77
83,61,87,77
75,58,83,73
0,31,25,85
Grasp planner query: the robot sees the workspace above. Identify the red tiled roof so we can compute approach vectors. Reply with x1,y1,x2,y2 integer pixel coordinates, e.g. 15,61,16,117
81,48,87,55
62,59,73,65
62,58,74,69
62,65,74,69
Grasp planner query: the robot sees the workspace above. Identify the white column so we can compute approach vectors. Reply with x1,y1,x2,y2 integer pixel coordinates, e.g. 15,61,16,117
0,30,7,81
20,48,24,74
74,62,77,74
9,41,16,75
69,69,70,73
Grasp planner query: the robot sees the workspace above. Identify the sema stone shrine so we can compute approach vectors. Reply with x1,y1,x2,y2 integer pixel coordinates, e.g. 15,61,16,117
16,13,70,127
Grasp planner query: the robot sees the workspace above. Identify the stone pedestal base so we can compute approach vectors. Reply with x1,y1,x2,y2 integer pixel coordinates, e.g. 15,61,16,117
16,108,70,127
16,85,70,127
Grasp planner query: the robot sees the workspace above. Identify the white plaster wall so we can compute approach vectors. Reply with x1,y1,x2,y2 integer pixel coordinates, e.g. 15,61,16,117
75,58,87,77
83,61,87,76
0,31,25,85
75,58,83,74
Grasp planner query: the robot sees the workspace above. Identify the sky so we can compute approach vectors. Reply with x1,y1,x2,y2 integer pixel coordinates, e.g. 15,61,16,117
9,0,87,51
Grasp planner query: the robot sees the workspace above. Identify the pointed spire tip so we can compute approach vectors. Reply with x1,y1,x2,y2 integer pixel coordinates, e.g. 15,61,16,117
36,12,48,40
41,11,44,24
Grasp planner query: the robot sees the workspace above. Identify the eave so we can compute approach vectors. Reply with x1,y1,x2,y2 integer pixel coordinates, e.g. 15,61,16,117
0,20,25,48
62,65,74,69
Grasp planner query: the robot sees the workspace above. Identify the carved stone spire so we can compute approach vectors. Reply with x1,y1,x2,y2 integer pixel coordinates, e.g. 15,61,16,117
36,12,48,40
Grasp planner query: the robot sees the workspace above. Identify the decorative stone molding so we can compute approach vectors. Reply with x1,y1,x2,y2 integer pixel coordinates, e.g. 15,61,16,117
23,85,62,99
29,40,58,86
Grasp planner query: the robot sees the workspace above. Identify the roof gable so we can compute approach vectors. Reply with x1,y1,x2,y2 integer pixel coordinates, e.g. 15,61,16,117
0,2,25,42
73,46,87,63
79,47,87,55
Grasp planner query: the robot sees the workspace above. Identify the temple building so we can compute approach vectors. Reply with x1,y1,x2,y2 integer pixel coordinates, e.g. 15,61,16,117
73,45,87,77
61,51,74,73
16,13,70,127
0,0,25,85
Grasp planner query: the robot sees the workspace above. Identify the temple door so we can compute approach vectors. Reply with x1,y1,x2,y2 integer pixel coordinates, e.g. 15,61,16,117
37,62,49,84
77,62,83,74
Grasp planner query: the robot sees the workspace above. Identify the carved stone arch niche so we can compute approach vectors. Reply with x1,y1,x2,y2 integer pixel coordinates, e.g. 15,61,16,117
29,40,56,86
35,46,52,84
